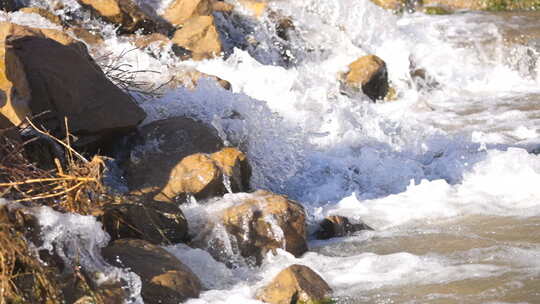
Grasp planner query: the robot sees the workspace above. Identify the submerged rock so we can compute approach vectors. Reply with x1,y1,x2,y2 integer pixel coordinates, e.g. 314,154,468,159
126,116,224,199
97,199,188,245
199,190,307,265
171,15,223,60
316,215,374,240
342,54,389,102
256,264,333,304
102,239,202,304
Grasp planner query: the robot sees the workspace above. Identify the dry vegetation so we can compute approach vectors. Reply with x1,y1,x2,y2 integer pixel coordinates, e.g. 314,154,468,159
0,119,112,303
0,119,106,215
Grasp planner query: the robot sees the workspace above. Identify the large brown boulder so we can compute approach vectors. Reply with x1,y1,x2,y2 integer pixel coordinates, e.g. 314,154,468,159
101,239,202,304
171,15,223,60
315,215,374,240
154,147,250,202
77,0,171,34
342,54,389,102
256,264,332,304
200,190,307,265
162,0,212,26
97,199,188,245
126,116,224,198
0,22,146,148
169,69,231,90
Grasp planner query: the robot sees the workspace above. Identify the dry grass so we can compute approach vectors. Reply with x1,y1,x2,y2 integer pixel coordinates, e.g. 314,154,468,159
0,206,62,304
0,118,106,215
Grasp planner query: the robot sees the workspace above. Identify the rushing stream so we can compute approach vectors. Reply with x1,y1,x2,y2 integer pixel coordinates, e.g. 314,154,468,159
10,0,540,303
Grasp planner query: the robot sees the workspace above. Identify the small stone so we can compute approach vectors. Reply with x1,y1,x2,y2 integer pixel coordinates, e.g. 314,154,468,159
257,264,332,304
316,215,373,240
343,54,389,102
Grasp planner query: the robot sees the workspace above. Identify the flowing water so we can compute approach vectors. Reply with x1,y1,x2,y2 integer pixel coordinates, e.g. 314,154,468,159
7,0,540,303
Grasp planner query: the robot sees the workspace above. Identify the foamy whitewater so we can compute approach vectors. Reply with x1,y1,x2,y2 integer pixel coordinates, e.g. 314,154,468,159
9,0,540,303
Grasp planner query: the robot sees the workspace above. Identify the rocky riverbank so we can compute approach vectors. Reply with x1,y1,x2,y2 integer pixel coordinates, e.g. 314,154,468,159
0,0,539,303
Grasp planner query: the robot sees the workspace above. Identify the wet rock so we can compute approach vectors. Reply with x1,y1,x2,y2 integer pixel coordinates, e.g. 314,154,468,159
14,38,145,148
213,190,307,265
171,15,223,60
0,113,19,140
101,239,202,304
316,215,374,240
97,199,188,245
421,0,485,11
19,7,63,25
155,153,225,202
238,0,268,17
170,69,231,90
126,116,224,199
0,0,17,12
210,147,251,192
212,0,235,13
133,32,170,49
256,264,332,304
162,0,212,26
70,27,105,46
342,54,389,102
77,0,171,34
154,147,250,202
370,0,406,10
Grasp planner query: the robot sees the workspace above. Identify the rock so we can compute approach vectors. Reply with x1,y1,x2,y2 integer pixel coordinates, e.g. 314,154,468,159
97,199,188,245
126,116,224,197
0,23,146,149
0,113,19,140
154,147,250,202
256,264,332,304
162,0,212,26
101,239,202,304
238,0,268,17
212,0,234,13
155,153,225,202
77,0,171,34
133,32,170,49
210,147,250,192
19,7,62,25
70,27,105,46
421,0,485,11
171,15,223,60
316,215,373,240
343,54,389,102
0,0,17,12
171,69,231,90
370,0,406,10
217,190,307,265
